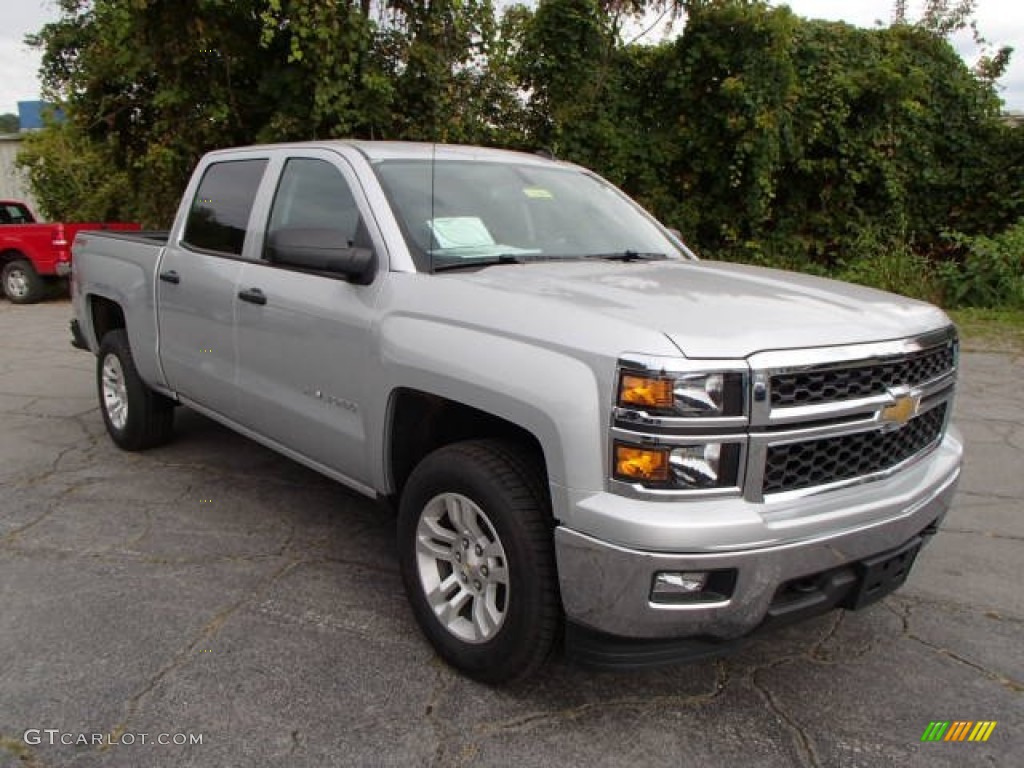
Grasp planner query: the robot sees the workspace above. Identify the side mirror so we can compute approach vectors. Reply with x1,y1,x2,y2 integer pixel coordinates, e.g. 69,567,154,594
267,227,376,285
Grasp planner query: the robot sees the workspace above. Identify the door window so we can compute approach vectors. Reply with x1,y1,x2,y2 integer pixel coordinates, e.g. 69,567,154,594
264,158,365,262
0,203,33,224
183,159,268,256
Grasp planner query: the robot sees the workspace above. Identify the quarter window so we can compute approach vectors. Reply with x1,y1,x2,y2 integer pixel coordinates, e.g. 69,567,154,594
183,159,268,256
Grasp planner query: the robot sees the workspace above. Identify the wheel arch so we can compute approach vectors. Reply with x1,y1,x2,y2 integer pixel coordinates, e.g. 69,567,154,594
88,294,127,348
0,247,29,266
386,389,550,506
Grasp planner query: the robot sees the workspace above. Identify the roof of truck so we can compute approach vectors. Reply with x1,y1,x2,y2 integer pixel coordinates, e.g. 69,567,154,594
203,140,565,167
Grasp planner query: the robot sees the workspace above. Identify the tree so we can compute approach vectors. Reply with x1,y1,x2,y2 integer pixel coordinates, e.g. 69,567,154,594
0,114,18,133
19,0,1021,303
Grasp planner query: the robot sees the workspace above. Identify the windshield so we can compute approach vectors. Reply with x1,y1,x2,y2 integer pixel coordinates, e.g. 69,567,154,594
372,158,687,272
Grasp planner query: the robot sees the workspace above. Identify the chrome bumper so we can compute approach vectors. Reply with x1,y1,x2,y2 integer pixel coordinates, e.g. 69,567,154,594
555,431,962,640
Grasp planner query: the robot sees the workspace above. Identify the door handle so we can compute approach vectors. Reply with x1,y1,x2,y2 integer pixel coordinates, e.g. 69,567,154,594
159,270,180,284
237,287,267,306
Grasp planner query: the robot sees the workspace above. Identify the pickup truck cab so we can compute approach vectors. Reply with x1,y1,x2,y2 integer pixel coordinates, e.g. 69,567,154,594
0,199,139,303
71,142,962,681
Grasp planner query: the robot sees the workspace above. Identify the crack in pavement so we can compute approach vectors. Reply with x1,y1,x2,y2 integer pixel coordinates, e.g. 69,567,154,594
424,660,457,768
941,527,1024,542
469,658,730,741
0,735,47,768
0,542,401,581
0,473,95,547
749,659,820,768
98,558,303,752
730,612,850,768
884,601,1024,693
892,592,1024,624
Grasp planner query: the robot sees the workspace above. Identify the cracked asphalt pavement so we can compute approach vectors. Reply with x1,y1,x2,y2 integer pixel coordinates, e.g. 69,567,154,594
1,300,1021,767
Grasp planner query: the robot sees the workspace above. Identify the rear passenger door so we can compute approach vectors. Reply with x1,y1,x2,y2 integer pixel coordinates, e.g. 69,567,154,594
157,156,269,418
233,151,385,485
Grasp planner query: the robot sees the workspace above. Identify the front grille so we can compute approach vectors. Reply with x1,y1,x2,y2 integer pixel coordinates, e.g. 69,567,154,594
770,344,955,407
762,403,947,495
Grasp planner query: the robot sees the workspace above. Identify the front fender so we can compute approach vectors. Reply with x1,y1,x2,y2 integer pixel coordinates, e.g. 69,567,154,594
374,315,608,512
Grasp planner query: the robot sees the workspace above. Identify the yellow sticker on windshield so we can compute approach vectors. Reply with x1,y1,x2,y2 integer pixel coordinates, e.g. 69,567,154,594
523,188,554,199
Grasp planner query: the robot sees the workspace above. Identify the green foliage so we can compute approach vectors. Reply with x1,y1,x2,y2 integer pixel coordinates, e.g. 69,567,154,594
835,233,943,305
15,121,133,221
18,0,1024,308
0,114,18,133
938,221,1024,308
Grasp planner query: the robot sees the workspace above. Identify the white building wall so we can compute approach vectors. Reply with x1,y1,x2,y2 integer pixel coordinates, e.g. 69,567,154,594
0,136,39,212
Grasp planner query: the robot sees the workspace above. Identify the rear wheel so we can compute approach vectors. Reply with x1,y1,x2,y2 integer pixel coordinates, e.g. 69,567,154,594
2,258,45,304
97,330,175,450
398,439,560,683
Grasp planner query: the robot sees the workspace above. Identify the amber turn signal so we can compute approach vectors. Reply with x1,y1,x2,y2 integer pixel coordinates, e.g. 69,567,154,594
619,374,674,410
614,444,670,483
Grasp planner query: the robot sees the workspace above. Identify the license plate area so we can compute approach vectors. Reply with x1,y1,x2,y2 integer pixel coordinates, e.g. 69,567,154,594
844,536,923,610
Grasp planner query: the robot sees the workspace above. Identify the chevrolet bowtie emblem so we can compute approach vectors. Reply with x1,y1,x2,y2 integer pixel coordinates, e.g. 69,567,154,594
880,392,922,428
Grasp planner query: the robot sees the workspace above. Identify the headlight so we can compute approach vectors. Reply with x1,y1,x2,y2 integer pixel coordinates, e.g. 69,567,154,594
617,371,744,417
671,443,725,488
614,441,741,490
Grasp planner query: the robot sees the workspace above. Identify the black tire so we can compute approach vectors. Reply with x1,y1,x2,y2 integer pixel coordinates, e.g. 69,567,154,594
398,439,560,683
2,258,46,304
97,329,175,450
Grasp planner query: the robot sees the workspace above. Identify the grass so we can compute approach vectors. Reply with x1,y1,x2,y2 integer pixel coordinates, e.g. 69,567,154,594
948,308,1024,354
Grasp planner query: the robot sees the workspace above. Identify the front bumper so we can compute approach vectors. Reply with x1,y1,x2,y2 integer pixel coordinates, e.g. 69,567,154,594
555,430,961,643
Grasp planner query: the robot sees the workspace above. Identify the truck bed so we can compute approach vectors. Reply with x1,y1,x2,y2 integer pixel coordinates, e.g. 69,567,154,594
72,228,168,387
76,230,170,246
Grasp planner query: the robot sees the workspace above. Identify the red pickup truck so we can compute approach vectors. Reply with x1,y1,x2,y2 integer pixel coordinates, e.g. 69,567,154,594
0,200,140,304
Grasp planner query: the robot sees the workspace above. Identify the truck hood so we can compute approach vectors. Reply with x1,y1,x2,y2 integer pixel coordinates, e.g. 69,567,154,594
453,259,950,359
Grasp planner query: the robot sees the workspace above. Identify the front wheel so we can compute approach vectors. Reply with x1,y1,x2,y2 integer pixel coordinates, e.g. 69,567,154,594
398,440,560,683
2,259,45,304
97,329,175,450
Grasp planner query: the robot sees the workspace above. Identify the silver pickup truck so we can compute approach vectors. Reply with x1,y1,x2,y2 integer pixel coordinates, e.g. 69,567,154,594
71,141,962,682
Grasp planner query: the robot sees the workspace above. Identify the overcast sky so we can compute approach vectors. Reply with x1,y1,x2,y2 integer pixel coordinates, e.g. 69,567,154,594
2,0,1023,117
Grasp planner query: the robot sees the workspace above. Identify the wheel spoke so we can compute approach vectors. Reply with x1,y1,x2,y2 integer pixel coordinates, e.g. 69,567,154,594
426,572,460,603
434,585,472,626
423,515,457,544
416,531,454,561
480,540,504,560
462,510,489,546
485,562,508,585
471,590,500,640
443,494,466,531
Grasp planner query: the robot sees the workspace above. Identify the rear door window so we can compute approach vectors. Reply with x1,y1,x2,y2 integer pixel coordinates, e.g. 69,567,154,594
183,159,268,256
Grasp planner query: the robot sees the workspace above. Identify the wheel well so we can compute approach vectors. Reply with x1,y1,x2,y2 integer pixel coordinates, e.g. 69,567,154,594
90,296,126,344
388,389,548,499
0,248,28,267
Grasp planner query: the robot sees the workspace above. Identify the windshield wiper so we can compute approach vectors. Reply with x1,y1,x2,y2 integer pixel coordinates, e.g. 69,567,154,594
589,250,667,262
433,254,524,272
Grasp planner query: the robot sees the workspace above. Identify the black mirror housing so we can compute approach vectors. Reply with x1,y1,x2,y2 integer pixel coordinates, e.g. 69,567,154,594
267,227,376,285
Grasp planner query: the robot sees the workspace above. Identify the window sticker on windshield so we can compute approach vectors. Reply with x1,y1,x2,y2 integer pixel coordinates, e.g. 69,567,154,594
428,217,496,250
523,188,554,199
